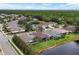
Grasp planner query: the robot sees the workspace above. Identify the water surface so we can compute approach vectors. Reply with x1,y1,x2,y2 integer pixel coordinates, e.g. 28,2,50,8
42,41,79,55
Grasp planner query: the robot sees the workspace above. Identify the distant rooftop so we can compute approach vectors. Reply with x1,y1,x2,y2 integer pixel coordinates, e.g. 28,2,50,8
7,20,25,33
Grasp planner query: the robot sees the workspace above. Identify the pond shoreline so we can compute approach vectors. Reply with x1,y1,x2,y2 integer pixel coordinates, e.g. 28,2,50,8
41,41,79,55
31,34,79,55
39,40,73,54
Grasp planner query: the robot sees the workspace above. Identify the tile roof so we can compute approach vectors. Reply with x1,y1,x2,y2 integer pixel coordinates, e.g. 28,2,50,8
17,32,34,43
32,32,49,39
7,20,25,33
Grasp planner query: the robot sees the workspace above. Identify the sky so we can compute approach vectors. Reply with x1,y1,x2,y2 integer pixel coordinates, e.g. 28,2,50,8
0,3,79,10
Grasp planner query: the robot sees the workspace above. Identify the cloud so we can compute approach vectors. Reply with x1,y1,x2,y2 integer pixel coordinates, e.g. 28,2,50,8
0,3,79,10
40,3,52,6
61,3,79,10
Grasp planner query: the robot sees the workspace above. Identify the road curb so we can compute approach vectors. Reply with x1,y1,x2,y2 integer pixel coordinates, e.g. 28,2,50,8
1,28,24,55
8,39,24,55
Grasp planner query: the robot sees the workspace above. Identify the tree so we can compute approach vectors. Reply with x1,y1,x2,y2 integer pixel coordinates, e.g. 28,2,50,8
23,43,32,54
33,15,44,21
50,17,62,24
12,35,32,54
25,22,32,32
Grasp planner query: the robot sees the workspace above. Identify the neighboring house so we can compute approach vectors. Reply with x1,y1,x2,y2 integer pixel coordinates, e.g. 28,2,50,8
0,15,5,19
37,22,58,31
0,13,5,16
6,20,25,33
17,32,34,43
32,32,50,40
44,29,62,38
44,28,70,38
64,25,76,32
75,26,79,32
16,28,70,43
33,18,38,21
32,28,69,40
18,15,27,20
0,14,19,22
16,31,49,43
53,28,70,34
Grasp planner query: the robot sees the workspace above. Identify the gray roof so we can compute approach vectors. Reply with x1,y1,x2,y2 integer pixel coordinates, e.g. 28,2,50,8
64,25,76,32
17,32,34,43
18,16,27,20
7,20,25,32
44,28,70,38
44,29,62,38
45,28,69,37
32,32,50,39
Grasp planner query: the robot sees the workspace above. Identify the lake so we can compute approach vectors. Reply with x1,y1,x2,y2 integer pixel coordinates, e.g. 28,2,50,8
41,41,79,55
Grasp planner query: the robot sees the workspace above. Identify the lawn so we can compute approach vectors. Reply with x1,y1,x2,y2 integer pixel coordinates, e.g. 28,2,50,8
30,33,79,54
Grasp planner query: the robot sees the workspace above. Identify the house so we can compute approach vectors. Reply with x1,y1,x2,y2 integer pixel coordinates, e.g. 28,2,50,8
32,32,50,40
0,15,5,19
75,26,79,32
33,18,38,21
18,15,27,20
1,13,8,17
6,20,25,33
16,31,49,43
17,32,34,43
64,25,76,32
44,29,62,38
53,28,70,34
37,22,58,31
44,28,70,39
32,28,69,40
16,28,70,43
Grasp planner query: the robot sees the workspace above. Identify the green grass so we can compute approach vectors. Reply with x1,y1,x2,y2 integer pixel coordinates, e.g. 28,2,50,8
30,34,79,54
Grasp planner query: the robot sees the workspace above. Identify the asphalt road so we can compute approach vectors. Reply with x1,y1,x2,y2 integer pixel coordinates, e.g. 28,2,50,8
0,24,17,55
0,32,17,55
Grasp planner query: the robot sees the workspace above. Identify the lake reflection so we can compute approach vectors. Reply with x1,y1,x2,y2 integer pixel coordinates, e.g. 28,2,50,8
42,41,79,55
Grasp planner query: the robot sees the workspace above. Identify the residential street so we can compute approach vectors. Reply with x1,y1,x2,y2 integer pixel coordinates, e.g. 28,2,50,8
0,24,17,55
0,32,17,55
